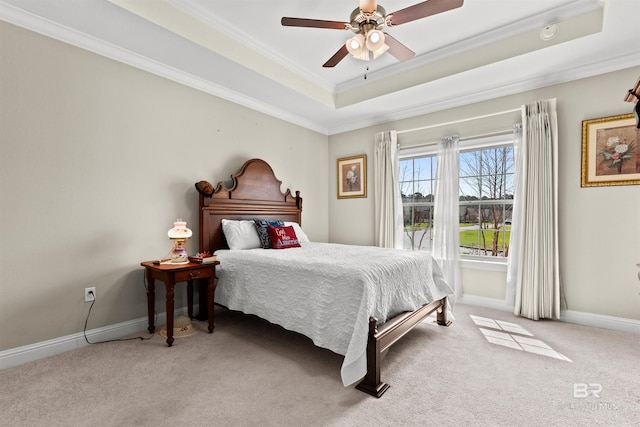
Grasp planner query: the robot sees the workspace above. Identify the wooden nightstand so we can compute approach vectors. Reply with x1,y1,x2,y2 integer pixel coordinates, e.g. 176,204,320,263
140,260,219,346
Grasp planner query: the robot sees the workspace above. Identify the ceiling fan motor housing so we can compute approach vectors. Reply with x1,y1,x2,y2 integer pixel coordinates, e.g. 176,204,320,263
349,6,387,34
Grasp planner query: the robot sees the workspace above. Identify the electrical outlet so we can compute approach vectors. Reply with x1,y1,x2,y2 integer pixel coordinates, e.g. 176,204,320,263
84,287,96,302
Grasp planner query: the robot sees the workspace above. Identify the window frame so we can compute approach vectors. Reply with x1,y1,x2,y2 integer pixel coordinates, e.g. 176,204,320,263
399,134,515,267
399,154,437,251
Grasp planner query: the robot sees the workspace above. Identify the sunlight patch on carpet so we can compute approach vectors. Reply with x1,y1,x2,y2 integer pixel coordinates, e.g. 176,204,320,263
470,315,572,362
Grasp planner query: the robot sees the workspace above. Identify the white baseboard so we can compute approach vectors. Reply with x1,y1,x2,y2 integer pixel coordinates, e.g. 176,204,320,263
457,294,514,312
2,301,638,371
0,306,192,371
458,295,640,334
560,309,640,335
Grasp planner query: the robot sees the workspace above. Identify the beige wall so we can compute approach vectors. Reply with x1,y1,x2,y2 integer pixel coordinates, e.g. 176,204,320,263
2,20,638,353
0,22,329,351
329,67,640,321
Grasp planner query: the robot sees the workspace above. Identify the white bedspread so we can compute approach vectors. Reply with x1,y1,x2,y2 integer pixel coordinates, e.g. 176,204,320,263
214,242,454,386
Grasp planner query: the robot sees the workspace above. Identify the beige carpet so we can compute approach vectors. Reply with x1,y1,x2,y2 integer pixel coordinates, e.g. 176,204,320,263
0,304,638,426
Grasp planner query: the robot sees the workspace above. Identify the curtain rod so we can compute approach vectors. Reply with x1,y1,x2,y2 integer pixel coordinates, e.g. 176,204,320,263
396,107,521,135
400,128,516,151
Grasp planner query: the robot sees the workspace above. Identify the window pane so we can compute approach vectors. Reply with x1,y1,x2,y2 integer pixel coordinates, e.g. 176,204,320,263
459,151,479,178
400,181,414,202
413,157,434,181
399,159,413,181
413,179,434,200
460,177,480,199
399,159,415,202
482,147,513,200
400,155,435,252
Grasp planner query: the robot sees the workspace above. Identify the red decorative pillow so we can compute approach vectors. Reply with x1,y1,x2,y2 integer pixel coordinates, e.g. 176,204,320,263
267,225,301,249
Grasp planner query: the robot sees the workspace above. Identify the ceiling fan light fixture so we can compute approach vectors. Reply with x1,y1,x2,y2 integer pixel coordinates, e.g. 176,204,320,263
347,33,367,59
282,0,465,67
365,29,386,51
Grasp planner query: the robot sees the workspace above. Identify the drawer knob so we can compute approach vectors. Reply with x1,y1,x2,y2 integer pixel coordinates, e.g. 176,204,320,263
188,272,200,279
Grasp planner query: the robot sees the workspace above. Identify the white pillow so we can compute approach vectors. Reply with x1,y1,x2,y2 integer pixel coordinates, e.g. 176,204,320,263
221,219,261,250
284,221,310,243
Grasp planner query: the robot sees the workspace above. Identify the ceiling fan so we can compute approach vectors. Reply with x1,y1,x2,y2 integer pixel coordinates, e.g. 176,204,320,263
281,0,464,68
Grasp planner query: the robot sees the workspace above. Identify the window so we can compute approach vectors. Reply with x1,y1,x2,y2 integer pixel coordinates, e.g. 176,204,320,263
399,135,515,260
399,155,436,251
459,144,514,258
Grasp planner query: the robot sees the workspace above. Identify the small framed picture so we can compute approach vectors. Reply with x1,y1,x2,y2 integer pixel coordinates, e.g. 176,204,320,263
337,155,367,199
581,113,639,187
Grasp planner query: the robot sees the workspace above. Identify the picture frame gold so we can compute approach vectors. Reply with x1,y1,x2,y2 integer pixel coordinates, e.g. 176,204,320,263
581,113,639,187
337,155,367,199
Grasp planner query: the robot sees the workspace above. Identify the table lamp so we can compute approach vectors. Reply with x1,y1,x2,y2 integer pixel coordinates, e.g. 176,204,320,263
167,219,192,264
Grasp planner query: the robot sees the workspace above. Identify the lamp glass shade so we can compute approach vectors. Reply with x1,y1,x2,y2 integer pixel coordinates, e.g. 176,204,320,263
366,30,385,51
167,219,192,239
346,34,365,57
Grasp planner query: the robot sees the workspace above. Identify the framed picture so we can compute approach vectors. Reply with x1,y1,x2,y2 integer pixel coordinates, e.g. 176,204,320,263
581,113,639,187
337,155,367,198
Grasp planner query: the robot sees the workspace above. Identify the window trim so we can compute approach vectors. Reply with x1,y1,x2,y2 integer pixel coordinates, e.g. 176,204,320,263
461,258,508,271
399,133,513,159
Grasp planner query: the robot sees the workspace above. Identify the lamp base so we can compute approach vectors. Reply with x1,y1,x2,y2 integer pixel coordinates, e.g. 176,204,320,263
170,252,189,264
170,240,189,264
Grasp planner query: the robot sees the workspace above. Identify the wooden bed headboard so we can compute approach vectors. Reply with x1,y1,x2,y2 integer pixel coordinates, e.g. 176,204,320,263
198,158,302,254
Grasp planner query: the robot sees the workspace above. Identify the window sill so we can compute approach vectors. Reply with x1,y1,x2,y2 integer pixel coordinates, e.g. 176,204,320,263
461,258,507,272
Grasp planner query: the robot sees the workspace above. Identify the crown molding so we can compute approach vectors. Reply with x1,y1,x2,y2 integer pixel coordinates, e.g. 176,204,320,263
327,52,640,135
0,1,329,135
170,0,336,94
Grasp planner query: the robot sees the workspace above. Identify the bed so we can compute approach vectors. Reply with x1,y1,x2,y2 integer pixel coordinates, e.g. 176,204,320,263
197,158,453,397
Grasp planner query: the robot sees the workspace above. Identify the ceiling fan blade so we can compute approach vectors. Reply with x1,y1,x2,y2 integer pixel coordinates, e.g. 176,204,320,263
323,44,349,68
281,17,349,30
388,0,464,26
383,33,415,62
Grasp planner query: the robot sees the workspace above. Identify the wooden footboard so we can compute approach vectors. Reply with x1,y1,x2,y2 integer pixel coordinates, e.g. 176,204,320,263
355,296,451,397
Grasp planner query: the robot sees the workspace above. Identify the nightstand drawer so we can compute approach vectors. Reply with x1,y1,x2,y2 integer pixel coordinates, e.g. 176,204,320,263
174,268,214,282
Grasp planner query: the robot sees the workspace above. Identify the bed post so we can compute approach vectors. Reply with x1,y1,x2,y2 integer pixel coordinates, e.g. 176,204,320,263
355,297,451,397
436,296,452,326
355,317,390,398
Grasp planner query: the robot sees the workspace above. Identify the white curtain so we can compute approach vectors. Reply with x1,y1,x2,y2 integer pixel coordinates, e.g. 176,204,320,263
374,131,403,249
433,136,461,297
505,124,523,306
508,99,561,320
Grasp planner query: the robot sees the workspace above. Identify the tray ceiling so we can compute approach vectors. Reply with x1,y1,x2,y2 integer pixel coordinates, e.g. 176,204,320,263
1,0,639,134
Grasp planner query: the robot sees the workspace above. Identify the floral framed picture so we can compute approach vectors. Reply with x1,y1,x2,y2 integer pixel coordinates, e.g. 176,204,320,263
337,155,367,198
581,113,639,187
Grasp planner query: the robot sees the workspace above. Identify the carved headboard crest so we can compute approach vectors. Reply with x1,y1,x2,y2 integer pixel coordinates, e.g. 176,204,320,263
202,158,299,206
